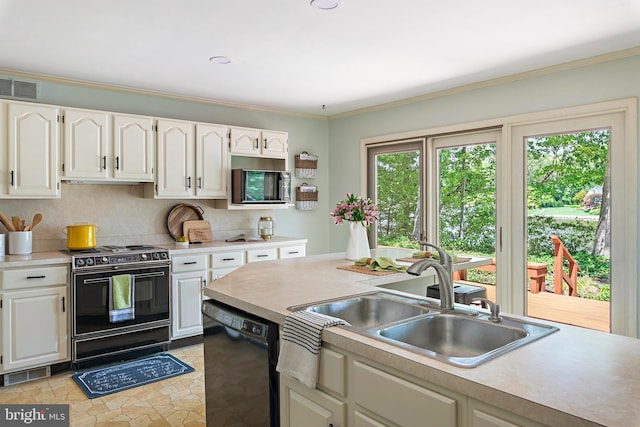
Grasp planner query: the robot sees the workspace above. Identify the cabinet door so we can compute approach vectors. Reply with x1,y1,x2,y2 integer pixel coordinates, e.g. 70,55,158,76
229,126,260,156
195,124,227,197
8,103,60,197
171,271,206,339
262,130,288,158
156,119,194,197
280,375,346,427
62,108,109,180
1,286,68,373
113,114,154,181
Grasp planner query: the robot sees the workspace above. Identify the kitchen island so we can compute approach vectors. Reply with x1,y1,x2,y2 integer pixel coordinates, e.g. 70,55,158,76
204,250,640,427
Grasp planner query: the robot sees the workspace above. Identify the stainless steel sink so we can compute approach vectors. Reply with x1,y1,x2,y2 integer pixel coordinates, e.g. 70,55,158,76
289,292,558,368
376,313,558,367
288,292,433,329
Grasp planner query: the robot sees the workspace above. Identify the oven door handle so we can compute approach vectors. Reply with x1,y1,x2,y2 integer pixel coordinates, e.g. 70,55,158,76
82,271,165,285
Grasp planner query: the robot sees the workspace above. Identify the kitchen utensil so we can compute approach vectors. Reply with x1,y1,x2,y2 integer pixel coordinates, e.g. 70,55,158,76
182,220,211,242
31,213,43,229
62,223,99,250
0,212,16,232
11,216,23,231
166,204,203,240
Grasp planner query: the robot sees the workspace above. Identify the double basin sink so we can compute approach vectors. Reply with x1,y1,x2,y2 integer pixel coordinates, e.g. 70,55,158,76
289,291,558,368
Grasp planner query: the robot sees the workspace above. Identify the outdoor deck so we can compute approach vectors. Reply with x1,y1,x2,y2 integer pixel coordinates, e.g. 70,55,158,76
459,281,610,332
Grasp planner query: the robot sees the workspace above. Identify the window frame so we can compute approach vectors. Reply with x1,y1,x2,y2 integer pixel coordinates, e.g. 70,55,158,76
361,97,637,337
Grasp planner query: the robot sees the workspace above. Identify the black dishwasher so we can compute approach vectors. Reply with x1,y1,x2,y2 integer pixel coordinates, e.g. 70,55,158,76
202,300,279,427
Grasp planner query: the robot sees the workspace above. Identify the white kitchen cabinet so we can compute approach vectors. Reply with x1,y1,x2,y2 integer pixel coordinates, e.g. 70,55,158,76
156,119,194,198
229,126,288,159
195,123,228,198
278,244,306,259
113,113,155,181
0,265,69,374
280,374,346,427
154,120,227,199
63,110,154,181
353,361,459,427
247,247,277,263
468,399,546,427
171,254,208,339
210,250,245,282
6,102,60,198
62,108,109,180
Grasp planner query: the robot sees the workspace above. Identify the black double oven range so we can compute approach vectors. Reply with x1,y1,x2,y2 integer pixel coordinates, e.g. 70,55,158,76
69,245,170,369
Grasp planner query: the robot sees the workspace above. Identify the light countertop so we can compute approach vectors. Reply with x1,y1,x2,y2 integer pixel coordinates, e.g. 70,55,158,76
0,237,308,267
204,250,640,427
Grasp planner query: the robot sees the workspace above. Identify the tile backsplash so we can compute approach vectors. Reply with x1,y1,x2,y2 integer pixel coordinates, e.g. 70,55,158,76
1,183,274,252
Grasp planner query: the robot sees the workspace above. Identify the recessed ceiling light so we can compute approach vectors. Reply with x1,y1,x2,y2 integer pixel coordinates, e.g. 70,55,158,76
209,56,231,65
310,0,341,10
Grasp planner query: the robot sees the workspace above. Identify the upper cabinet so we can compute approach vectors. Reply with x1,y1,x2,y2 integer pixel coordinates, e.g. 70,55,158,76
196,123,228,198
229,127,288,159
62,108,154,182
152,119,228,199
2,102,61,198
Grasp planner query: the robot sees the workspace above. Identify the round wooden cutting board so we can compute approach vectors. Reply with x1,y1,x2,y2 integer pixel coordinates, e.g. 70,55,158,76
166,204,204,239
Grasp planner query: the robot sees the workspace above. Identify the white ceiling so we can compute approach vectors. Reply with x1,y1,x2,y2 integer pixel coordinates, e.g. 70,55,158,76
1,0,640,116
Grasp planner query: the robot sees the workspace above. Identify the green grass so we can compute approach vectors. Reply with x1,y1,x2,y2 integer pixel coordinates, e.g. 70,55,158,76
528,206,598,217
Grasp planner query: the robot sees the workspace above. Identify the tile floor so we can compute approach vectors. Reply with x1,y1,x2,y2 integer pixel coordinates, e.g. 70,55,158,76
0,344,205,426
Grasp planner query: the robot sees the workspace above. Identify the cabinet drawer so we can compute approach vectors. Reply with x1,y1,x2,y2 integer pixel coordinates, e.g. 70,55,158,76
1,266,69,290
278,245,306,259
353,361,457,427
171,254,208,272
246,248,277,263
211,251,245,269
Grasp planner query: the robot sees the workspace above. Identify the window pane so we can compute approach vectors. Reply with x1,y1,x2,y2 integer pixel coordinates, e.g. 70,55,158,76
438,143,497,287
525,130,610,332
375,149,421,249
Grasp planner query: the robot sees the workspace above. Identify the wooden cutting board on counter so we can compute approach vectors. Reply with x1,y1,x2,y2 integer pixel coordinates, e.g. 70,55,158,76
183,220,212,242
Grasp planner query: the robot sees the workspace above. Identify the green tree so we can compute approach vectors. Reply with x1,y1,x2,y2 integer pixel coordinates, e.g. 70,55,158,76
438,144,496,253
376,151,420,243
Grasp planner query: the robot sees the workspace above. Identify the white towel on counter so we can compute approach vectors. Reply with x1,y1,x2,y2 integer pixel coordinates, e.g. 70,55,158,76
276,310,349,388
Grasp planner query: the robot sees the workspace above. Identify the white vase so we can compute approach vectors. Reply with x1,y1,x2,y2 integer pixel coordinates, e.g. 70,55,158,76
346,221,371,260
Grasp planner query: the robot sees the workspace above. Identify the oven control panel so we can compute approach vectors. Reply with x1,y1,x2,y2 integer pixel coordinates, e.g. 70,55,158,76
72,250,169,269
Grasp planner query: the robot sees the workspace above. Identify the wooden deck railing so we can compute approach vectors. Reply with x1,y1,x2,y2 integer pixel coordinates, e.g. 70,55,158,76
551,235,580,297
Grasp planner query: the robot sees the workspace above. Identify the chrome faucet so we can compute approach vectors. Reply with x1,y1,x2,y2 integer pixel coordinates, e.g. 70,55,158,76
407,243,455,310
472,297,502,323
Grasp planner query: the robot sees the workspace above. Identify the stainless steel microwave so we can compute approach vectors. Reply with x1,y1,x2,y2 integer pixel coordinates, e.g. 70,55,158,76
231,169,291,204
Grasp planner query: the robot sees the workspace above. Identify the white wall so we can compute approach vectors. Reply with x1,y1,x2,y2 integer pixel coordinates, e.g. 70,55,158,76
1,80,332,254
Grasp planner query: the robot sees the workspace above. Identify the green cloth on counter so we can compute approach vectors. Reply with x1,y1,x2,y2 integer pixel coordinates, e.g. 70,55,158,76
412,251,431,259
355,257,407,272
112,274,132,310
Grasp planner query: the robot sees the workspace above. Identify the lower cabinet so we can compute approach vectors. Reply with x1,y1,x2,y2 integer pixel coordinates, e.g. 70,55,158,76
280,373,347,427
353,361,460,427
171,254,207,339
171,271,207,339
279,343,550,427
467,399,546,427
170,240,306,340
0,264,69,374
